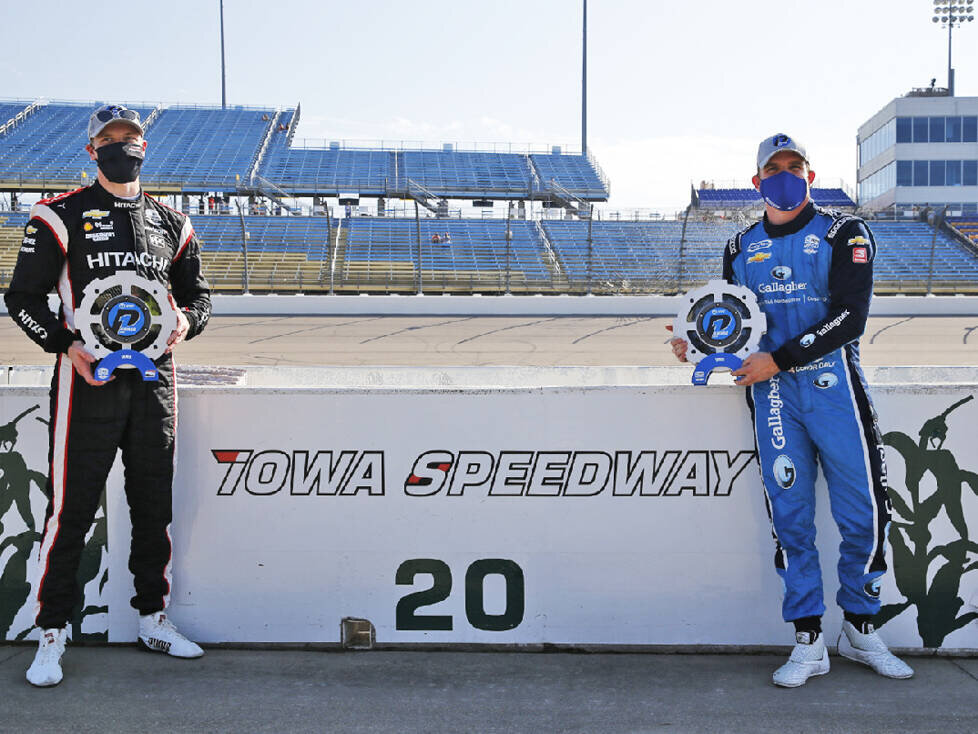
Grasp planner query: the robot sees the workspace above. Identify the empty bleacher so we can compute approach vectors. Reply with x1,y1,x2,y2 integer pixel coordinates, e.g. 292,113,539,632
530,153,608,199
342,217,554,293
542,220,736,293
0,103,32,127
3,207,978,295
257,145,394,196
139,105,275,190
399,151,533,198
949,217,978,246
0,100,610,202
0,102,154,187
870,220,978,294
191,215,334,292
696,187,855,209
0,211,29,284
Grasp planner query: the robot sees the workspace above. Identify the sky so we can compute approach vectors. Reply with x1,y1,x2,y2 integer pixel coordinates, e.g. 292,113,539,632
2,0,976,213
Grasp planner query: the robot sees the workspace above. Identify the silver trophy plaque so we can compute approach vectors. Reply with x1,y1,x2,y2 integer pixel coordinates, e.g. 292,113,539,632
76,273,176,381
672,280,766,385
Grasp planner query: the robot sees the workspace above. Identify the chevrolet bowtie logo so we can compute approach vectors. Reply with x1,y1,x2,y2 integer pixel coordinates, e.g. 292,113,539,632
847,235,871,246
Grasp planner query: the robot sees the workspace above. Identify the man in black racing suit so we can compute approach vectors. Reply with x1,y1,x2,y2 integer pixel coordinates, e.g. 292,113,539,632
4,104,211,687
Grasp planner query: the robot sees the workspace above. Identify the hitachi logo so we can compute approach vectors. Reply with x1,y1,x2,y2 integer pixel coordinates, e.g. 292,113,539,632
86,251,168,272
18,309,48,340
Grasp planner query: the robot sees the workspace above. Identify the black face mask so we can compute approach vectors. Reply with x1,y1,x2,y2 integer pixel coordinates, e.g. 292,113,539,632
95,141,145,183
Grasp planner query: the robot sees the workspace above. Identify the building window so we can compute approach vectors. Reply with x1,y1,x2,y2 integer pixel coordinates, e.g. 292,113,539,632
929,160,945,186
964,160,978,186
897,160,913,186
913,117,929,142
913,160,929,186
929,117,945,143
896,117,912,143
946,117,962,142
946,160,962,186
964,117,978,143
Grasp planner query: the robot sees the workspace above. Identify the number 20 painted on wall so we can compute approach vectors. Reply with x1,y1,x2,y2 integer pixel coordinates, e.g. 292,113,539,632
395,558,525,632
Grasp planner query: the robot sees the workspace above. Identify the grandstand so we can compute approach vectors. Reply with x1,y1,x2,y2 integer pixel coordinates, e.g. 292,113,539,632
0,100,609,203
2,98,977,297
949,216,978,246
695,187,856,210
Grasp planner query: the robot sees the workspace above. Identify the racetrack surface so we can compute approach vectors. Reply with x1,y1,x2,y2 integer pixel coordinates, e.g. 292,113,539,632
3,315,977,367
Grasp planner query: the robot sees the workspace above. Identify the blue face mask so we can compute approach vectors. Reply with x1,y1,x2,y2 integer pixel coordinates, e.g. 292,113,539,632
759,170,808,211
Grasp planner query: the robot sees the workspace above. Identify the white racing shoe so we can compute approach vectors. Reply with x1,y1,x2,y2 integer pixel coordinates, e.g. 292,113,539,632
838,621,914,679
26,627,68,687
772,631,830,688
138,612,204,659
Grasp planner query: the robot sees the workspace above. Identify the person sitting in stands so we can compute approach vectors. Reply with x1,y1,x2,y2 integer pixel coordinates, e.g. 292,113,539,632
442,232,451,245
431,233,441,244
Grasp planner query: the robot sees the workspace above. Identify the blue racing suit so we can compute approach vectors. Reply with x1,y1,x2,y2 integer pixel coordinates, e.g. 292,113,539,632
723,202,891,623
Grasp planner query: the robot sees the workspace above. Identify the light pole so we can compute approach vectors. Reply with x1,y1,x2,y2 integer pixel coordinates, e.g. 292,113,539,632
933,0,974,96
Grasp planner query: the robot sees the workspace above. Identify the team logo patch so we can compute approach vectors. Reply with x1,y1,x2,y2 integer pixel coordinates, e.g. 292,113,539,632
773,454,796,489
803,234,819,254
84,221,94,232
747,239,773,253
800,333,815,348
146,209,162,226
748,252,772,264
814,372,838,389
852,247,868,264
864,578,881,598
25,225,37,234
83,209,110,219
771,265,792,281
847,235,871,247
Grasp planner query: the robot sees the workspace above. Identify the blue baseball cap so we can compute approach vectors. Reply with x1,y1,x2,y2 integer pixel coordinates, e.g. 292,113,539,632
757,133,809,169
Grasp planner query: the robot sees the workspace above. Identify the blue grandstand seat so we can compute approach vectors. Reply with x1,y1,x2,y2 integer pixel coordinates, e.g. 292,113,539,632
0,211,30,228
948,217,978,246
399,151,533,197
258,145,393,195
192,215,333,256
696,188,855,209
0,103,153,185
140,106,275,189
540,217,978,292
0,102,32,127
530,154,607,199
344,217,551,283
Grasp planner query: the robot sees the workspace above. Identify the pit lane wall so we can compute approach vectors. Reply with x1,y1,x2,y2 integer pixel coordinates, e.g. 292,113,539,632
1,366,976,650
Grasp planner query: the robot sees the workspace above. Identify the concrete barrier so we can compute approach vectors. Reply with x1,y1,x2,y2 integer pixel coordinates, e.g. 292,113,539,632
2,366,976,650
2,293,978,318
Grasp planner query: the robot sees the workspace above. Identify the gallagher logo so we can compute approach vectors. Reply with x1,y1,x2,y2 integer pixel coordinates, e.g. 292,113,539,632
773,454,796,489
771,265,792,281
814,372,838,389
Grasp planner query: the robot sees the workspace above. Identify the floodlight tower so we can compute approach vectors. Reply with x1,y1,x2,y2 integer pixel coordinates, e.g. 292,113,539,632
933,0,974,96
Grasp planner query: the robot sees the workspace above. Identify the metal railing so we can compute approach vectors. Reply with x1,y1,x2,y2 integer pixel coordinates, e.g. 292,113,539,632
286,138,582,154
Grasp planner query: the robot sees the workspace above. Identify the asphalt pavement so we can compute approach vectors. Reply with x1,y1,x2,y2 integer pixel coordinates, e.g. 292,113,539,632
1,644,976,733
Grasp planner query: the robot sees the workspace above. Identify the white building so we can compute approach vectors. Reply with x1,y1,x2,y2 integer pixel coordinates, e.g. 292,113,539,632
857,91,978,214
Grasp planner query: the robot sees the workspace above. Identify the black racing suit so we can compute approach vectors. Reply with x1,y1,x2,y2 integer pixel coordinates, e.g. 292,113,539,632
4,180,210,629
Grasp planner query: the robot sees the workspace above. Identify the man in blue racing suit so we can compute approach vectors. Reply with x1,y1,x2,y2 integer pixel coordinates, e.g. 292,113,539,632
671,134,913,687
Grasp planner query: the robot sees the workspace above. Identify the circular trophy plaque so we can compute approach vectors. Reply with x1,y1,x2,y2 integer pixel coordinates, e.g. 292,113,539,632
76,273,177,381
672,279,766,385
